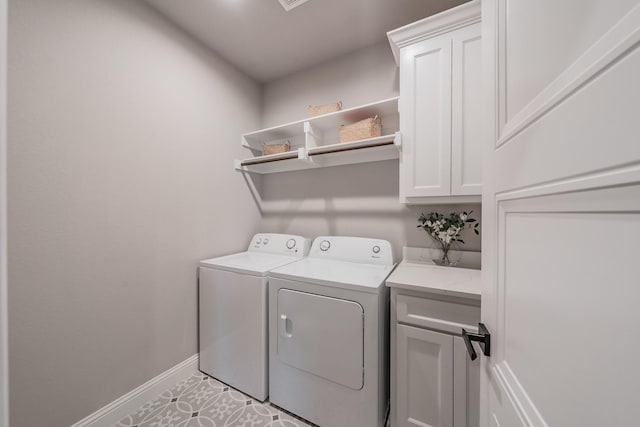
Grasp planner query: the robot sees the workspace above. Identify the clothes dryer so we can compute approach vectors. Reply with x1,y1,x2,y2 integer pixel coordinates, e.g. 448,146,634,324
199,233,309,401
268,236,395,427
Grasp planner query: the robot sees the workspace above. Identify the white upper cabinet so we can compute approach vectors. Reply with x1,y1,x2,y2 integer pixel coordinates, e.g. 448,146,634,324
389,1,482,203
451,23,482,196
400,33,453,198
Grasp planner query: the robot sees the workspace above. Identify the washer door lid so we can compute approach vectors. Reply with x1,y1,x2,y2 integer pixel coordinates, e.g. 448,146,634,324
277,289,364,390
200,252,300,276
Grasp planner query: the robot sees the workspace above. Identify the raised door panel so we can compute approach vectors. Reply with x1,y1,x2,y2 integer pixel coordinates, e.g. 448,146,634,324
451,23,482,196
397,324,453,427
493,189,640,426
400,35,452,198
502,0,638,124
453,336,480,427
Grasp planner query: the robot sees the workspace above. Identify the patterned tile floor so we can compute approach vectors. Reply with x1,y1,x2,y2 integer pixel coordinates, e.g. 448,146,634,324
116,371,314,427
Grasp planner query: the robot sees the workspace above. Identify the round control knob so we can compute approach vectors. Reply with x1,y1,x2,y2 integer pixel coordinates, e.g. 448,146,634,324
286,238,296,249
263,238,269,245
256,237,262,244
372,245,381,254
319,240,331,252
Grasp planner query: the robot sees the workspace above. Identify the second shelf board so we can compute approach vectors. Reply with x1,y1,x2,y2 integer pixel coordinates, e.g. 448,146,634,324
307,134,396,156
236,133,401,174
236,157,316,174
308,137,399,168
239,150,299,166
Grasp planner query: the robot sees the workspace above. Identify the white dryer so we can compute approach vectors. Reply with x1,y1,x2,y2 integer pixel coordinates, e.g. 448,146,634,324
199,233,309,401
268,236,395,427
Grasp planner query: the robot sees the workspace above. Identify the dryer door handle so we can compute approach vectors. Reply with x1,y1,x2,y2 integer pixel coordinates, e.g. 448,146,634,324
280,314,293,338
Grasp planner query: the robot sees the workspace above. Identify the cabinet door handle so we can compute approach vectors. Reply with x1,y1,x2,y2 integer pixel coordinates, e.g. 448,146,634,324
461,323,491,361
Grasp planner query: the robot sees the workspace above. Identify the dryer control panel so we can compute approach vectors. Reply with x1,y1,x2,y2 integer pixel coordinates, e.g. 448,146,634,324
309,236,394,266
248,233,310,257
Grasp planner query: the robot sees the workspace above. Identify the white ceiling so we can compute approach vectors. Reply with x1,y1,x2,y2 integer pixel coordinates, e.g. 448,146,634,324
145,0,469,83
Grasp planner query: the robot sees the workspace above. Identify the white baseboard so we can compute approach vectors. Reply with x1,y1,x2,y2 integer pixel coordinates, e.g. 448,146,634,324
71,354,199,427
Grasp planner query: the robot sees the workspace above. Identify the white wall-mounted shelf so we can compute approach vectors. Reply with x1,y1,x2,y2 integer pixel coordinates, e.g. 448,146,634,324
235,148,318,174
307,134,400,167
236,97,400,174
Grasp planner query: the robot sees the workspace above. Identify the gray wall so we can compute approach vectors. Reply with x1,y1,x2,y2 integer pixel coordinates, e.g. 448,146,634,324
261,42,400,127
259,43,481,259
7,1,261,426
0,0,8,425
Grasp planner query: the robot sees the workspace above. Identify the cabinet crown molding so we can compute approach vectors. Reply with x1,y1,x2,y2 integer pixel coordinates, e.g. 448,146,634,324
387,0,480,65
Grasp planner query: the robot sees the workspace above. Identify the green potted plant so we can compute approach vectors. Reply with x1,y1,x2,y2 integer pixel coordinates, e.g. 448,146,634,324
417,210,479,266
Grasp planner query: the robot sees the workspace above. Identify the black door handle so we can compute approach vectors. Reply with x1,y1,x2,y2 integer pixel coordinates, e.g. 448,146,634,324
461,323,491,361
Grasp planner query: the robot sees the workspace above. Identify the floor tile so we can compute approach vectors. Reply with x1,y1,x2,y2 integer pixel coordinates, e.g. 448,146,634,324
115,372,315,427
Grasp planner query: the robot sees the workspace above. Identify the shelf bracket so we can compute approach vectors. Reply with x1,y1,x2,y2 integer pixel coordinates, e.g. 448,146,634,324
296,147,312,162
234,159,247,172
304,122,322,149
394,131,403,150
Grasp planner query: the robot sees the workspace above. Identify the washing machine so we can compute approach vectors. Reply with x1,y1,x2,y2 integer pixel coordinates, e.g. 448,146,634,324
268,236,395,427
199,233,309,401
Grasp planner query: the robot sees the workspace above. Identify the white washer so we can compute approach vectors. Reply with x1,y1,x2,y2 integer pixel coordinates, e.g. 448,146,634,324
199,233,309,401
268,236,395,427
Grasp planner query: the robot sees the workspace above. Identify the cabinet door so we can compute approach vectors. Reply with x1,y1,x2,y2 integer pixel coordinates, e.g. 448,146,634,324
451,23,482,196
400,35,452,198
396,324,453,427
453,336,480,427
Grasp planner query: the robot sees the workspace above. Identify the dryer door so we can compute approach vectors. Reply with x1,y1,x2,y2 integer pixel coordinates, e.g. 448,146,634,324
277,288,364,390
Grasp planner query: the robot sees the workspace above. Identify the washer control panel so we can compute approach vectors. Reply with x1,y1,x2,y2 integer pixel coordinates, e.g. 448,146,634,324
309,236,394,266
249,234,310,256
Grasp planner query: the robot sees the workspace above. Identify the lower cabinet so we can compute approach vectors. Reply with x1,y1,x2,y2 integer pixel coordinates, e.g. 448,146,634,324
391,289,480,427
452,336,480,427
396,325,454,427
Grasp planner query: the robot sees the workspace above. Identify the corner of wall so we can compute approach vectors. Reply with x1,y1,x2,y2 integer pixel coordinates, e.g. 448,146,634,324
260,40,399,128
0,0,8,424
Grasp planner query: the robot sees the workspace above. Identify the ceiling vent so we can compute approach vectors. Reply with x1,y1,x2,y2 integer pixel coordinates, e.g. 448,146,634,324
278,0,311,11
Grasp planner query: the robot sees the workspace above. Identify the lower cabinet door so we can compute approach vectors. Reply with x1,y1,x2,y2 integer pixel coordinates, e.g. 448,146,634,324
397,324,454,427
453,336,480,427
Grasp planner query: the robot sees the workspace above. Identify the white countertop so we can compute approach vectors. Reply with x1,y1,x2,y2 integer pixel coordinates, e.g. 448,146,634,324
385,247,482,300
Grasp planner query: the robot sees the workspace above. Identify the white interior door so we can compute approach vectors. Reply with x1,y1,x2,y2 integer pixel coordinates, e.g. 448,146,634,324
481,1,640,426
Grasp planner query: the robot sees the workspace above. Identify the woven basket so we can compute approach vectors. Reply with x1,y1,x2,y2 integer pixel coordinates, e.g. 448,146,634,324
338,116,382,143
308,101,342,117
262,141,290,155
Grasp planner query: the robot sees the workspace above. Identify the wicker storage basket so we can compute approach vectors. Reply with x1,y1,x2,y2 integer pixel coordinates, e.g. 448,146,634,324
338,116,382,143
262,141,290,155
308,101,342,117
